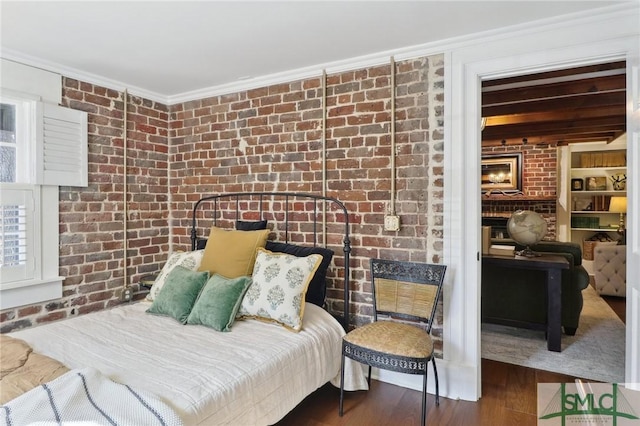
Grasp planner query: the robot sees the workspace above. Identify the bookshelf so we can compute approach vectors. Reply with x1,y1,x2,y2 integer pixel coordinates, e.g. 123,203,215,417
564,140,626,273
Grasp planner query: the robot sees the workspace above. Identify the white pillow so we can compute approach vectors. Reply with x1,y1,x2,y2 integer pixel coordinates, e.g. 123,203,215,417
237,248,322,332
146,250,204,301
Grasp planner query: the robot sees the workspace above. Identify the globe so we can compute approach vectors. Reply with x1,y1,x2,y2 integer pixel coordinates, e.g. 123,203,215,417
507,210,548,257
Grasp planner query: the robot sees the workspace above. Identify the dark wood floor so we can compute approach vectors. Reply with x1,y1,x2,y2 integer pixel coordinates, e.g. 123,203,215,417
277,295,627,426
276,359,580,426
602,294,626,323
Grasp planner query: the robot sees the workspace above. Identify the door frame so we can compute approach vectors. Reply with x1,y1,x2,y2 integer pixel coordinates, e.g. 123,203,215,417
445,7,639,399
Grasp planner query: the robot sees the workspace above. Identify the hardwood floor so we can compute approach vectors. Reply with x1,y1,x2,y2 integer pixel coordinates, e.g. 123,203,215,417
278,290,627,425
602,294,626,323
276,359,580,426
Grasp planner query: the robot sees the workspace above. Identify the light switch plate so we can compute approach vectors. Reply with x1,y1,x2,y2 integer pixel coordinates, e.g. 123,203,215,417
384,215,401,231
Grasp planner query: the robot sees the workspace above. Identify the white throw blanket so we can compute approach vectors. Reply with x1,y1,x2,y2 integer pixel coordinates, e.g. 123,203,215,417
1,367,183,426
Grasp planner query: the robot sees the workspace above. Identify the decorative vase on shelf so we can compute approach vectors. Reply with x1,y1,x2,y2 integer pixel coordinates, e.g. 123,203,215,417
610,173,626,191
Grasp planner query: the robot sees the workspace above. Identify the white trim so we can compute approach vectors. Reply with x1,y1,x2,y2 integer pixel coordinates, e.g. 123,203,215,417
163,2,640,105
0,81,67,310
447,8,639,401
0,185,62,310
0,277,63,310
1,49,163,104
624,48,640,390
0,59,60,104
372,359,478,401
442,49,482,399
40,186,61,281
1,4,635,105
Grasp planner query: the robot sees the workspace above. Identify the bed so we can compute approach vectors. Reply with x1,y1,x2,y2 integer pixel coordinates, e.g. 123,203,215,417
1,192,367,425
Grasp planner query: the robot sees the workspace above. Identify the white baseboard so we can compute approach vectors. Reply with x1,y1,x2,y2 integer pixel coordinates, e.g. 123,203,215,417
371,358,479,402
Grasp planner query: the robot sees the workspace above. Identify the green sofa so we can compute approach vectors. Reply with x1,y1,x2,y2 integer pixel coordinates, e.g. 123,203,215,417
481,240,590,335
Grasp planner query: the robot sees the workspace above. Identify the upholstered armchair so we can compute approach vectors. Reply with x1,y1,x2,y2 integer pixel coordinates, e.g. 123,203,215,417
594,245,626,297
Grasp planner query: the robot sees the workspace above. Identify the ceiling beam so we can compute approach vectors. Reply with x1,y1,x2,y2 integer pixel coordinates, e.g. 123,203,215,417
482,61,626,88
481,132,621,147
483,115,625,139
482,75,625,106
485,105,626,126
482,91,625,117
481,61,626,149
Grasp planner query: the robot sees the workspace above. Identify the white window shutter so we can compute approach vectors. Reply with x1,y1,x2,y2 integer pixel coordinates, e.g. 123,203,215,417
35,103,88,187
0,186,36,284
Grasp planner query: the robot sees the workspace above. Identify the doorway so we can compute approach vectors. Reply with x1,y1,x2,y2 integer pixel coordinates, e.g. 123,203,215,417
478,62,627,381
445,15,639,400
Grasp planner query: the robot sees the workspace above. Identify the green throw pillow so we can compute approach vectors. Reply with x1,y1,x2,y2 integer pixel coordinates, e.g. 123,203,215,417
187,274,252,332
146,265,209,324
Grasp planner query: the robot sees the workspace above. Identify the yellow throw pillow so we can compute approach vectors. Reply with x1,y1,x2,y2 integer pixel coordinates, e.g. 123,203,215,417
199,227,270,278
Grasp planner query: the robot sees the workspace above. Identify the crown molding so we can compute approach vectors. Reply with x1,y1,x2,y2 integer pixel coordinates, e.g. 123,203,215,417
0,49,168,104
167,2,640,105
2,2,636,106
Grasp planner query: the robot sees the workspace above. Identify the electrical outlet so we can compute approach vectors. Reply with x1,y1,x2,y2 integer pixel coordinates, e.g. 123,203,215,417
121,287,133,302
384,215,401,231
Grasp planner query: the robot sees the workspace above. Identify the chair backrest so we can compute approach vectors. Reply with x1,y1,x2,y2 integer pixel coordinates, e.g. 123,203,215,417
370,258,446,333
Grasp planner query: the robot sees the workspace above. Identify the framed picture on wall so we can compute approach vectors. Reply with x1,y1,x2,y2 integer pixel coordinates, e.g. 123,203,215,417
481,153,523,193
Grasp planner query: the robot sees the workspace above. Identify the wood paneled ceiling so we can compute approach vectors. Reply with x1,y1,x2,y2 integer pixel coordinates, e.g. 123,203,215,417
481,61,626,147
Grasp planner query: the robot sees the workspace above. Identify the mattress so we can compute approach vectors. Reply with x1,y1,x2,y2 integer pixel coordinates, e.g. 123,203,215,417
9,301,367,425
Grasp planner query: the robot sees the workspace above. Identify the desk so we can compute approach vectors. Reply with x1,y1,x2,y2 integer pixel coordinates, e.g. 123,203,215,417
482,254,570,352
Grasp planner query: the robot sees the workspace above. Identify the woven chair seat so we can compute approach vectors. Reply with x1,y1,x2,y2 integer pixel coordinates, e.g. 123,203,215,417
344,321,433,359
339,259,447,426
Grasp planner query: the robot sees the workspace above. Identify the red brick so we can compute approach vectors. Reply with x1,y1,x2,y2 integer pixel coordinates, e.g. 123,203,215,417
1,56,446,338
36,311,67,324
18,305,43,317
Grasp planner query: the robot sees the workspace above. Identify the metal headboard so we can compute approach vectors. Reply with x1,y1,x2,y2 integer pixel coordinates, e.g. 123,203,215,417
190,192,352,330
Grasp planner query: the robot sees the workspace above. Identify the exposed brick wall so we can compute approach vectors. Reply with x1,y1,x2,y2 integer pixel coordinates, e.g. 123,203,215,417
0,79,170,333
481,144,558,239
1,56,446,355
169,55,445,346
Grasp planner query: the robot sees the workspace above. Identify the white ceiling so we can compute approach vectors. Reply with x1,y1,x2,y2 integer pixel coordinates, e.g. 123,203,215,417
0,1,628,104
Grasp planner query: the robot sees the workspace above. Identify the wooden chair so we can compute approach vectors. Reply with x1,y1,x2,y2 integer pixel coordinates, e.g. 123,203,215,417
339,258,447,426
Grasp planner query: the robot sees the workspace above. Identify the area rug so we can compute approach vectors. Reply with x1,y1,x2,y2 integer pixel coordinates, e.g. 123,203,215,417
481,285,625,383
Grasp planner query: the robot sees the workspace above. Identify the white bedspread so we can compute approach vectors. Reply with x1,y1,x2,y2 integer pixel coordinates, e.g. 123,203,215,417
9,302,367,425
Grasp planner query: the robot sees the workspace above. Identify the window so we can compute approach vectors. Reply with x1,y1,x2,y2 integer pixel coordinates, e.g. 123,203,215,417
0,186,35,283
0,88,87,309
0,102,22,270
1,95,30,183
1,102,17,182
1,94,36,288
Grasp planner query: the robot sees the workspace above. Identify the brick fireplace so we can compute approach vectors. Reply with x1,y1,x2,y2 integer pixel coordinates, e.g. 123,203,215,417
481,144,559,240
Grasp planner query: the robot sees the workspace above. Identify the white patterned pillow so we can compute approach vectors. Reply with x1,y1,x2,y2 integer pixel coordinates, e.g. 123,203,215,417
146,250,204,301
237,248,322,332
